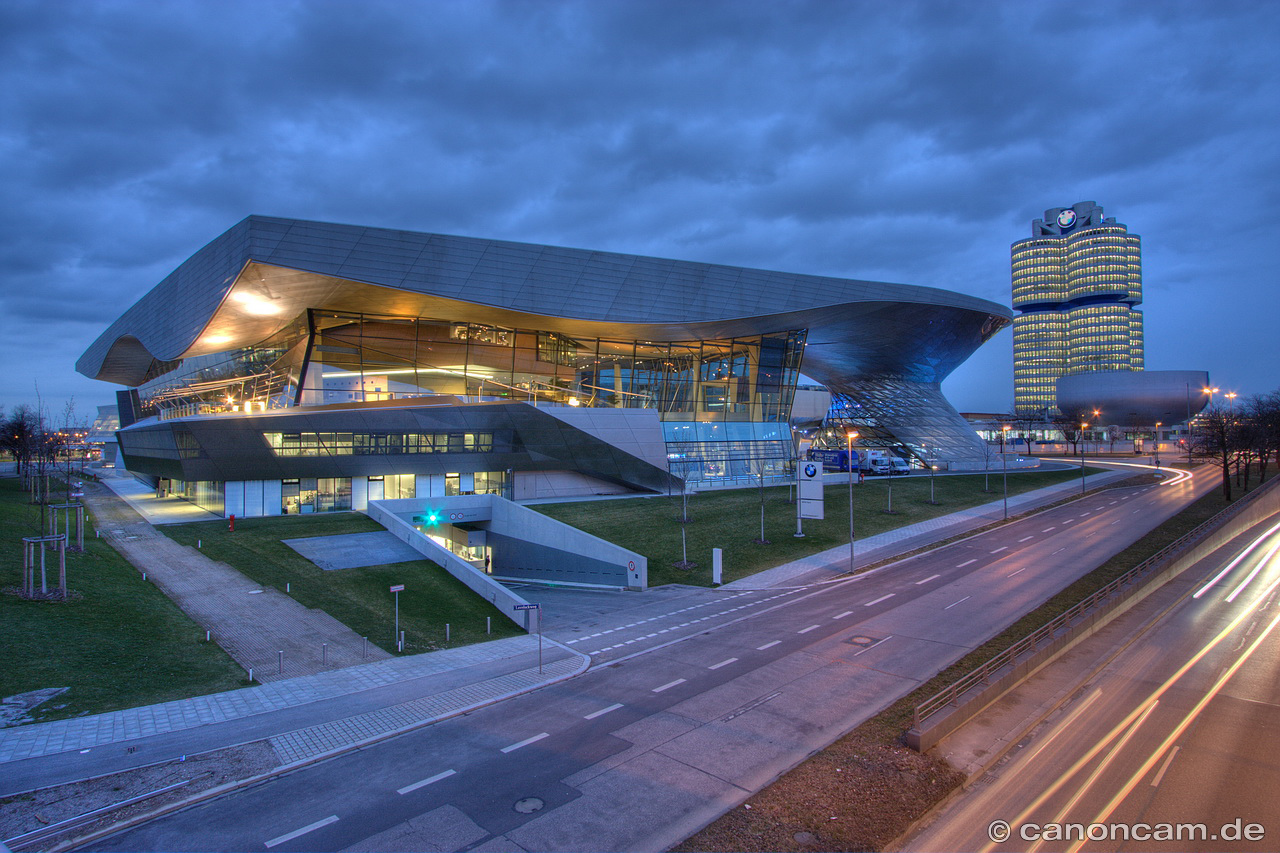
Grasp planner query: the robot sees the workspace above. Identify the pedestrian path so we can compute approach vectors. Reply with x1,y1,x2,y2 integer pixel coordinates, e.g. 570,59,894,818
0,635,583,769
723,468,1133,589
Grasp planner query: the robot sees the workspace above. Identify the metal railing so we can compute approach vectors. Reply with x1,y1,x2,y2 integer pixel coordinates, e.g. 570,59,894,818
913,477,1278,730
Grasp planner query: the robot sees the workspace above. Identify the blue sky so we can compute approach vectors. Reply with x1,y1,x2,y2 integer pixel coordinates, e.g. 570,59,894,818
2,0,1276,423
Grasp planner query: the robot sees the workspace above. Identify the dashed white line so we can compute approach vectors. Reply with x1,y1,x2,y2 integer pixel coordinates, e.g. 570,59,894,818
266,816,339,848
1042,527,1056,532
833,610,854,619
916,574,941,585
709,657,738,670
865,593,895,607
1111,519,1122,525
501,732,549,753
990,546,1008,554
956,559,977,568
584,703,623,720
798,624,820,634
1018,536,1034,543
944,596,971,610
653,678,687,693
852,635,893,656
1151,746,1181,787
1062,518,1074,524
1009,567,1027,577
1079,511,1091,516
398,769,456,794
757,640,782,650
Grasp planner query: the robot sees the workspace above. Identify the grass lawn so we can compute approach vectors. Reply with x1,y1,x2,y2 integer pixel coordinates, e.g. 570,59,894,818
160,514,524,654
535,467,1103,587
0,477,246,724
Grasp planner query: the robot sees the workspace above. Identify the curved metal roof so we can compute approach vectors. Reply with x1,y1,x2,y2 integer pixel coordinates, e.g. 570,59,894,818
78,216,1011,386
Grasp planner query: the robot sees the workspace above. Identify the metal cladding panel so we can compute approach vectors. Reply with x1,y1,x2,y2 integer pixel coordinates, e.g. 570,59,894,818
114,402,676,493
79,215,1011,384
1056,370,1211,426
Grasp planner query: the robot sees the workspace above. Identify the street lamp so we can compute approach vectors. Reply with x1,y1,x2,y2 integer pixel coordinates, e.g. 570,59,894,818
1080,421,1089,494
846,430,859,571
1154,421,1162,468
1203,386,1219,407
927,445,938,504
1001,424,1011,519
1226,391,1238,412
1092,409,1101,455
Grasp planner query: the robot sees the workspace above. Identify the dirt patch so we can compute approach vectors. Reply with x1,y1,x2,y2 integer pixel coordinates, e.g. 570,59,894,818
673,729,962,853
0,741,278,850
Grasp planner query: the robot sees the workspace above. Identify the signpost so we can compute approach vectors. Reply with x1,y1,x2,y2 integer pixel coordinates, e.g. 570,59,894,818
796,439,825,537
390,584,405,651
514,603,542,672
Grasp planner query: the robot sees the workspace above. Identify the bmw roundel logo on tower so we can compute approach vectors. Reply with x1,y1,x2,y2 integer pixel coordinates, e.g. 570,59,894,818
1056,208,1077,229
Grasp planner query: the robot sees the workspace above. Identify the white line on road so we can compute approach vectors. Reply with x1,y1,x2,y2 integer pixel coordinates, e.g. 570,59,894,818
709,658,738,670
852,635,893,657
916,574,941,585
1042,527,1056,532
653,678,687,693
865,593,895,607
266,816,339,848
1018,536,1034,543
501,732,549,753
833,610,854,619
798,624,820,634
398,769,456,794
584,703,623,720
1062,518,1074,524
944,596,971,610
1150,746,1181,787
1111,520,1122,525
990,547,1008,554
757,640,781,650
1009,567,1027,577
956,559,977,569
1053,547,1066,554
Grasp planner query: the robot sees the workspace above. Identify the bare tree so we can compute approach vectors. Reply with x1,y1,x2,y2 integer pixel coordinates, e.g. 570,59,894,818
1191,406,1242,501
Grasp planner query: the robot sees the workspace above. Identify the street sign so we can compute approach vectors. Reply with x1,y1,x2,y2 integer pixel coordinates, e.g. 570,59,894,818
513,604,540,611
389,584,405,592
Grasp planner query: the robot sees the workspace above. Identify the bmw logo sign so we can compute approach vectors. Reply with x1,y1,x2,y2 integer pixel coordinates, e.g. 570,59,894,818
804,463,818,478
1056,209,1077,228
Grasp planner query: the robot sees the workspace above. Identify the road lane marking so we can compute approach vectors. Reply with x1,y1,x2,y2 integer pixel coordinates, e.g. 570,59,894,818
1079,511,1090,516
943,596,971,610
501,732,549,753
865,593,895,606
1150,746,1180,787
266,816,339,848
398,769,456,794
852,635,893,656
916,574,941,585
956,559,977,568
833,610,854,619
757,640,781,650
1018,536,1034,542
709,658,738,670
584,703,623,720
1062,518,1074,524
1042,527,1056,532
1009,567,1027,576
798,624,820,634
990,546,1008,554
653,678,687,693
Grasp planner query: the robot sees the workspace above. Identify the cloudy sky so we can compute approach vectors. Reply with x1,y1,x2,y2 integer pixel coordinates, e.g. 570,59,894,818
3,0,1277,424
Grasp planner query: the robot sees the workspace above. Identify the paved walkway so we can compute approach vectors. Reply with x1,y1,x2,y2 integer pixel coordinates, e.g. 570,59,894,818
82,478,392,682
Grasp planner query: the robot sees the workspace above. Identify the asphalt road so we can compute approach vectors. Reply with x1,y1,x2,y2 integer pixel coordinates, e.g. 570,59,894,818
905,511,1280,853
90,467,1215,852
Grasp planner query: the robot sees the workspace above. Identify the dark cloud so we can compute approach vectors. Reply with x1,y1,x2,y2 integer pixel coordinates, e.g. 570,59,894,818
1,0,1277,415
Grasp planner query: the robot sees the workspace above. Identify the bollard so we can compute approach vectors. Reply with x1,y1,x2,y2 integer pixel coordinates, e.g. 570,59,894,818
446,623,450,643
278,650,283,674
362,636,368,659
712,548,723,585
286,582,290,593
248,667,253,683
322,642,328,664
486,616,491,635
399,630,405,652
197,539,201,549
142,572,146,581
205,630,211,642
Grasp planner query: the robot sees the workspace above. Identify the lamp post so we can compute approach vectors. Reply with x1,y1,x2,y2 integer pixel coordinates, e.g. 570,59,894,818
846,430,858,571
1226,391,1238,412
1001,424,1011,519
1080,421,1089,494
1154,421,1162,468
1092,409,1101,455
1203,386,1219,407
928,446,938,504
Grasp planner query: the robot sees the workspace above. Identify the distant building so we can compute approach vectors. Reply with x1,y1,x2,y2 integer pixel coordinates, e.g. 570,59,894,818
1012,201,1143,415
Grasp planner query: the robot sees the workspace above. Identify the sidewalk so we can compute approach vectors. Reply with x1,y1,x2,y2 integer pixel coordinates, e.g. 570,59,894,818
723,466,1134,589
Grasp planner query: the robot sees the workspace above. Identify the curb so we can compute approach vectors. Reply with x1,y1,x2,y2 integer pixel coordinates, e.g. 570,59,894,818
45,645,589,852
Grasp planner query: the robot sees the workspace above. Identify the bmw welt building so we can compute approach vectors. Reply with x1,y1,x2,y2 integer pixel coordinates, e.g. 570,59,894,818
77,216,1009,518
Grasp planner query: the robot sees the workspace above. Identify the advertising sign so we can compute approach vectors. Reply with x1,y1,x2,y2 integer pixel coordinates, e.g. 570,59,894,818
797,439,824,520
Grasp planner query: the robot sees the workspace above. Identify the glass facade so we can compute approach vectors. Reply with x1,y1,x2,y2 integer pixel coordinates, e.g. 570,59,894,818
1011,204,1144,415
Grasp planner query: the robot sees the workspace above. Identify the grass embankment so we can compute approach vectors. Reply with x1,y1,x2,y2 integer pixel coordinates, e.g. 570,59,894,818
678,468,1276,852
536,467,1096,587
0,478,245,724
161,515,523,654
